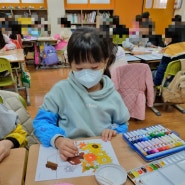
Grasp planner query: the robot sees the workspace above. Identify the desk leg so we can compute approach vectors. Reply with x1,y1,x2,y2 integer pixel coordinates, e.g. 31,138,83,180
19,63,31,106
25,87,31,106
18,86,31,106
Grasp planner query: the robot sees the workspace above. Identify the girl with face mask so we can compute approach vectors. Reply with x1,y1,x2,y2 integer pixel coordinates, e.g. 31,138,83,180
33,27,130,161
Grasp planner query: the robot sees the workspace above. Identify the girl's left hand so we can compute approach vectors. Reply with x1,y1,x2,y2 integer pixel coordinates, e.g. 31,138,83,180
101,129,117,142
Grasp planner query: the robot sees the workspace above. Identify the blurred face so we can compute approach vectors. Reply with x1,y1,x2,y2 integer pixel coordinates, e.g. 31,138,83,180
139,27,150,35
164,38,172,46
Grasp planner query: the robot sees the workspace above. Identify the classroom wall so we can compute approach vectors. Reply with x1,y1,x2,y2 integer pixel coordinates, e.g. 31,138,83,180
143,0,175,35
175,0,185,21
114,0,143,28
48,0,175,37
47,0,65,36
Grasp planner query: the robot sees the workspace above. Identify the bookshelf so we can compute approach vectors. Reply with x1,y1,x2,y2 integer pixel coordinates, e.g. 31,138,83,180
64,0,114,28
65,9,114,28
0,0,47,18
0,8,47,19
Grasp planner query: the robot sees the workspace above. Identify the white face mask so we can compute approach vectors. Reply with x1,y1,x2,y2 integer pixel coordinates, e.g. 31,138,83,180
73,69,103,88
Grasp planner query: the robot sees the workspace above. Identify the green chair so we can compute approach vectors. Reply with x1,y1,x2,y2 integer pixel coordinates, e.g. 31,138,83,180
151,59,185,116
113,34,128,45
0,57,18,92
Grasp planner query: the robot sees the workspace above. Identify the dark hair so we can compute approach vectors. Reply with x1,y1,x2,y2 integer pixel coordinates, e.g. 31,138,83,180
67,27,117,77
135,15,142,22
172,15,182,22
142,12,150,19
0,31,6,49
165,27,182,44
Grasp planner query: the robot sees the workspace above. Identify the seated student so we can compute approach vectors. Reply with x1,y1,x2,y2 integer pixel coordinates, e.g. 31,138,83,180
152,28,185,86
9,33,22,49
141,11,150,22
122,15,155,51
54,28,72,51
54,17,72,51
0,103,27,162
33,27,130,161
0,31,16,52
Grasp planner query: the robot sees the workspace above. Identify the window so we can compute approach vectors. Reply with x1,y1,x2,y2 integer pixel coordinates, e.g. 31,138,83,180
153,0,168,8
67,0,88,4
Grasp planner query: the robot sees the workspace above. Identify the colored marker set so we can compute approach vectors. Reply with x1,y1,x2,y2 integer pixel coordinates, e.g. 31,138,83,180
122,124,185,161
127,150,185,185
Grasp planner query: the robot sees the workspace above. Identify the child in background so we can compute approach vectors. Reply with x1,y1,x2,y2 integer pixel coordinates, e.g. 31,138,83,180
54,28,72,63
0,103,27,162
54,28,72,51
0,31,16,52
109,45,128,72
33,27,130,161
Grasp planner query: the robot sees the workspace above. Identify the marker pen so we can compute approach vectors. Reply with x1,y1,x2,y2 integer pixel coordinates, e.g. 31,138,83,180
124,133,134,143
161,135,175,148
159,136,173,149
155,138,169,150
145,140,159,153
134,143,147,156
150,138,164,151
157,137,170,150
169,133,185,146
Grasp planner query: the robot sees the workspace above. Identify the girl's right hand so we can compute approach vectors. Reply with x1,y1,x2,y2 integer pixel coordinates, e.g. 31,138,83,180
54,137,79,161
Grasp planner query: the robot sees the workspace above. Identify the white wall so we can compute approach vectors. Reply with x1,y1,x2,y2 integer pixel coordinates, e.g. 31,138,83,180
174,0,185,21
47,0,65,36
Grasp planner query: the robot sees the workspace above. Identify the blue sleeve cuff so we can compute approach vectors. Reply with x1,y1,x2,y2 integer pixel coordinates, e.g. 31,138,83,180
33,109,66,147
109,123,128,134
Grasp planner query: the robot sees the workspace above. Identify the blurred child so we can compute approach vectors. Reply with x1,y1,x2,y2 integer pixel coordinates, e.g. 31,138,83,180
0,103,27,162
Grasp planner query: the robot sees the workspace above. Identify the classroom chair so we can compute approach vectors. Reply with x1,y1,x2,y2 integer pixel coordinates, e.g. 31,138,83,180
151,59,185,116
0,57,18,92
111,63,154,120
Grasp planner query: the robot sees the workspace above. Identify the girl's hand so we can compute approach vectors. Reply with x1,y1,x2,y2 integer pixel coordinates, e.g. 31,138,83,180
0,140,14,162
54,137,79,161
101,129,117,142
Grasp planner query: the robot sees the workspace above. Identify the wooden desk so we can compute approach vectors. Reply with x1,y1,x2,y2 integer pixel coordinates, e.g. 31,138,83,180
134,53,162,70
25,135,146,185
0,49,31,105
0,148,27,185
0,49,25,63
126,54,141,63
37,37,57,43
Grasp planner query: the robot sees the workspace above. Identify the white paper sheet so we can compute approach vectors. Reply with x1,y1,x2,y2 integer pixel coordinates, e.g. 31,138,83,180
35,139,119,181
0,55,17,61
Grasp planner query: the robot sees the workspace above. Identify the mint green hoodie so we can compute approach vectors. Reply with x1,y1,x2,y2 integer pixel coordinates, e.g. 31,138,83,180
33,71,130,147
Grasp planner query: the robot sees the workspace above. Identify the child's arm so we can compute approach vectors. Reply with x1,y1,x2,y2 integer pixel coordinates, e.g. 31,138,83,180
5,124,28,148
0,124,27,162
3,34,16,50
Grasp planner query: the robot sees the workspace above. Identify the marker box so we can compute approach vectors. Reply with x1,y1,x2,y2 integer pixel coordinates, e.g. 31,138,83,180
122,124,185,161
